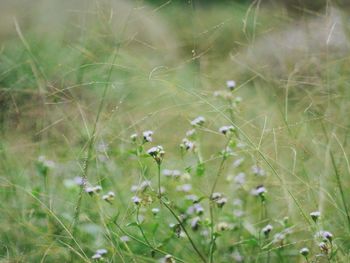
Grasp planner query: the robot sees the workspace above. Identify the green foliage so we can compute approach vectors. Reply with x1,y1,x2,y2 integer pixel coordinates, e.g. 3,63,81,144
1,1,350,263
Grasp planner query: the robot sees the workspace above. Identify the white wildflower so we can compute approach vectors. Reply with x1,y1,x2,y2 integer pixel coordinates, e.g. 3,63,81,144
234,172,246,185
219,125,235,135
176,184,192,193
142,130,153,142
299,247,309,257
132,196,141,205
147,145,165,164
226,80,236,90
233,157,244,167
310,211,321,222
262,224,273,236
251,165,266,176
190,116,205,127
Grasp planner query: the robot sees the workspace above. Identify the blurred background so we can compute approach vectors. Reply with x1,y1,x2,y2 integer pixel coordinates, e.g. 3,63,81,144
1,0,350,262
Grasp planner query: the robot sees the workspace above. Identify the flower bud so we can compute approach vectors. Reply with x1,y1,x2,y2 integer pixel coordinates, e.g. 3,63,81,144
130,133,138,142
132,196,141,205
299,247,309,257
226,80,236,90
310,211,321,222
262,224,273,237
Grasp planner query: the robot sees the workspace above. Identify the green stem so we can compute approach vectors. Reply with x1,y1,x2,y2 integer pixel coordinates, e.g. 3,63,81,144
161,199,207,263
136,207,153,249
209,142,230,263
321,122,350,232
330,151,350,231
157,163,161,198
114,221,186,263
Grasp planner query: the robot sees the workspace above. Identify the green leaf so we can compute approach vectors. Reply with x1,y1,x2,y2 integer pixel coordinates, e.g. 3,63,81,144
126,222,138,228
196,162,205,177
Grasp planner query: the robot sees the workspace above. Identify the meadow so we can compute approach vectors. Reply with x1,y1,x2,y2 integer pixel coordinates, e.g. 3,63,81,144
1,0,350,262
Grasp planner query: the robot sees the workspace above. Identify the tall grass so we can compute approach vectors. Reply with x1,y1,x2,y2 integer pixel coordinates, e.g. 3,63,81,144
1,1,350,262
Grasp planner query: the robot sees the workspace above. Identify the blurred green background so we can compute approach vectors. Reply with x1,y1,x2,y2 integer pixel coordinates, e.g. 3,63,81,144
1,0,350,262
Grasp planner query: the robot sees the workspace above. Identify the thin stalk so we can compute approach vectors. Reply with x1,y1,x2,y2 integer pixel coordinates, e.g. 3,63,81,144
69,1,135,236
321,122,350,232
330,151,350,231
157,163,161,198
161,199,207,263
71,51,118,235
114,221,187,263
210,157,226,196
208,142,230,263
155,162,205,262
136,207,153,249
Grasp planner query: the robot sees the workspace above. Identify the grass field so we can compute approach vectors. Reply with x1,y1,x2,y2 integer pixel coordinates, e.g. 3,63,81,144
1,1,350,262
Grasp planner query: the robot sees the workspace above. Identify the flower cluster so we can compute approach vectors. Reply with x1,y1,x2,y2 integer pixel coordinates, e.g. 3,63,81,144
147,145,165,164
92,248,107,261
102,191,115,203
143,130,154,143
